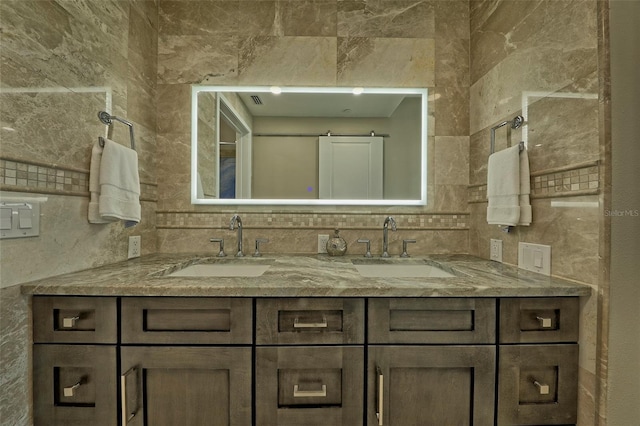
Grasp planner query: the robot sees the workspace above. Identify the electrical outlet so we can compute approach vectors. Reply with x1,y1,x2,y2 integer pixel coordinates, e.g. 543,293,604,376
128,236,141,259
490,239,503,262
317,234,329,254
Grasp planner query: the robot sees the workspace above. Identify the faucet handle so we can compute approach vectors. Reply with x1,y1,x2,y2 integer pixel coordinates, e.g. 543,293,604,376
400,239,417,258
210,238,226,257
253,238,269,257
357,239,372,258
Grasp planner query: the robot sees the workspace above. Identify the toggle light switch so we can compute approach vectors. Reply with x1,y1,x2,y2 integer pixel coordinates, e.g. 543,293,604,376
18,207,33,229
0,207,12,230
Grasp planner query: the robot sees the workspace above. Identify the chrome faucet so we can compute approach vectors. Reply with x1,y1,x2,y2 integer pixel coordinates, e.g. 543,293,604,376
229,214,244,257
382,216,397,258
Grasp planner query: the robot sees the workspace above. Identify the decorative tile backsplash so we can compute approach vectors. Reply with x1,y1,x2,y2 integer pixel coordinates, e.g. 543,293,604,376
157,211,469,230
468,162,600,203
0,158,157,201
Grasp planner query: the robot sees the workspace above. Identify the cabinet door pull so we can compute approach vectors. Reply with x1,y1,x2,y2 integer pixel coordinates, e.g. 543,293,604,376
536,316,553,328
293,315,328,328
293,384,327,398
63,381,81,397
533,379,550,395
121,367,138,424
376,366,384,426
62,315,80,328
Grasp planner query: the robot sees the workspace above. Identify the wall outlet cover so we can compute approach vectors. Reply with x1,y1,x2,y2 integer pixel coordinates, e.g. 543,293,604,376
518,242,551,275
490,239,503,262
317,234,329,254
128,235,141,259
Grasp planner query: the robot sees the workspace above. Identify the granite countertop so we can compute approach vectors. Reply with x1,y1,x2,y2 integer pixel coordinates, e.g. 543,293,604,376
20,253,592,298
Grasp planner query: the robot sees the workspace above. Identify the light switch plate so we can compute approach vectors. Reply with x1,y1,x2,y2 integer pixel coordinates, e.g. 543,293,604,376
518,242,551,275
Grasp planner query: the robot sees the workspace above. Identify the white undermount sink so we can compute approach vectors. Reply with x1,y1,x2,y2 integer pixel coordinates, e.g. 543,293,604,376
352,259,456,278
167,263,271,277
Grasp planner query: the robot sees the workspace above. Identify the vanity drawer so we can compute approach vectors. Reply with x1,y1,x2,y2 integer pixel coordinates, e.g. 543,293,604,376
256,298,364,345
500,297,579,343
256,346,364,426
33,344,117,426
498,344,578,425
121,297,252,344
368,298,496,344
33,296,117,344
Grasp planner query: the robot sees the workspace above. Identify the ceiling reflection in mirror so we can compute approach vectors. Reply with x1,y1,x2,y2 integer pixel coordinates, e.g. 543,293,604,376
191,86,427,205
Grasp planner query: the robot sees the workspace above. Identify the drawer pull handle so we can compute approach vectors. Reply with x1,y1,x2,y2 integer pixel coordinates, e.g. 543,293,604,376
62,316,80,328
293,316,328,328
533,379,550,395
376,366,384,426
63,381,82,397
293,384,327,398
536,316,553,328
121,367,138,424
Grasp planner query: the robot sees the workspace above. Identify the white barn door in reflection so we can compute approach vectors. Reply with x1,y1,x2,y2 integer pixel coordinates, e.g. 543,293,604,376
319,136,383,199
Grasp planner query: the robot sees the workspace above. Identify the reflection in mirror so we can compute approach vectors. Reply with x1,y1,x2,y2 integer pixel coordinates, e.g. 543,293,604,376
191,86,428,205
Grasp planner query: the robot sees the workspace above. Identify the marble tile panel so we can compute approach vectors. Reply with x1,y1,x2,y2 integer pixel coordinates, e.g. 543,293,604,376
157,84,193,134
526,95,599,172
469,1,598,133
468,127,490,186
434,0,470,40
131,0,160,32
579,286,598,375
434,136,469,185
127,55,158,130
432,184,469,212
159,1,238,36
0,91,111,170
470,0,555,83
337,0,435,38
433,86,469,136
518,196,600,285
156,133,192,210
577,366,597,426
131,122,158,185
281,0,337,37
1,1,129,89
337,37,434,87
435,38,469,87
0,285,31,426
237,2,281,36
158,34,239,84
238,36,337,86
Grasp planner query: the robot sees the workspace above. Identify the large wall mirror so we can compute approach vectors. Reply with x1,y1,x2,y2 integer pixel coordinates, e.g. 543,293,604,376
191,86,428,205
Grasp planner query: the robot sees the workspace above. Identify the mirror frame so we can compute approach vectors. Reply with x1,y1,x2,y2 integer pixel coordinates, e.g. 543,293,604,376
191,85,428,206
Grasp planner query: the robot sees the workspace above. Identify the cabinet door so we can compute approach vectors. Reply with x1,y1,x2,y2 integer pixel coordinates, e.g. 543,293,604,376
368,346,495,426
33,344,117,426
120,346,252,426
256,346,364,426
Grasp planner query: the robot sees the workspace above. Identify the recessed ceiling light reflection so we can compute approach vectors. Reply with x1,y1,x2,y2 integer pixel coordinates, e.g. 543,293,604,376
270,86,282,94
352,87,364,95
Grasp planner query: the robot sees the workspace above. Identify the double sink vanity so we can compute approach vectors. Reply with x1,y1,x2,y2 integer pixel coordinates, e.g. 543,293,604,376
25,253,590,425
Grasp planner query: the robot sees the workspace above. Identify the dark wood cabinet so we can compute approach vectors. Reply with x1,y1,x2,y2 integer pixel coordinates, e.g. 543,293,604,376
32,295,579,426
120,346,252,426
368,345,496,426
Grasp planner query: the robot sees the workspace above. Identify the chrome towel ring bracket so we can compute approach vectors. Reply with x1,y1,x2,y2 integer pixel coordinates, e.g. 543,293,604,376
97,111,136,151
489,114,524,155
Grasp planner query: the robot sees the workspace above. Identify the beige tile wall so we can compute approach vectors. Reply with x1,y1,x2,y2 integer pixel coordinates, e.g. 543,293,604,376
156,0,472,255
0,2,159,424
467,1,604,424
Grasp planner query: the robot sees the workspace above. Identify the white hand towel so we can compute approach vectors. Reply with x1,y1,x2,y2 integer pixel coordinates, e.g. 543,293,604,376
98,138,141,227
518,147,532,226
487,144,521,226
88,140,116,224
